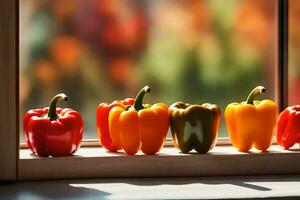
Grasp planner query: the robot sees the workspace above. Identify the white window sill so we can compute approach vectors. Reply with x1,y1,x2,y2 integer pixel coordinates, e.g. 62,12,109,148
19,145,300,180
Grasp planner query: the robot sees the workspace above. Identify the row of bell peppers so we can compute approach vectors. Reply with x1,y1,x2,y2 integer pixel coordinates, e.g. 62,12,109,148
24,86,300,157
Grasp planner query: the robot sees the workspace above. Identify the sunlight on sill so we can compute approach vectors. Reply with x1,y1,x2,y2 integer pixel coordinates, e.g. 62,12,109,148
19,145,300,159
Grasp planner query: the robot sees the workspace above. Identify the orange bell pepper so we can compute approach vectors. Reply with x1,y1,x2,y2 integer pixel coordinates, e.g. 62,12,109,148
109,86,169,155
96,98,134,152
225,86,277,152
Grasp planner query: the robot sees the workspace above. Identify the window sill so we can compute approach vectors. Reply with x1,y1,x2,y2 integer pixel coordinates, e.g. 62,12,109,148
19,145,300,180
2,175,300,199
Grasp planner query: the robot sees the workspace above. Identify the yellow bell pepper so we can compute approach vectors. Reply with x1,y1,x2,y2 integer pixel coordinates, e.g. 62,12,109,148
225,86,277,152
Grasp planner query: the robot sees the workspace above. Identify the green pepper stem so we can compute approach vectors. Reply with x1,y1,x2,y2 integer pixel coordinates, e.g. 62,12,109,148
133,86,151,111
47,93,68,120
246,86,266,105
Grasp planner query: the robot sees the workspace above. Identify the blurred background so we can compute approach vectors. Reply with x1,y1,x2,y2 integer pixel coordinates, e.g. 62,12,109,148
289,0,300,105
19,0,298,141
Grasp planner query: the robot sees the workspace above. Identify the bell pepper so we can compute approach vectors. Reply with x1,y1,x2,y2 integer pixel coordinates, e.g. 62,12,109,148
276,105,300,149
109,86,169,155
23,93,84,157
169,102,221,153
96,98,135,152
225,86,277,152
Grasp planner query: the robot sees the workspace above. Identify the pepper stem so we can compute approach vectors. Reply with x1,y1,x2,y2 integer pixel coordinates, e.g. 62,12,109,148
133,86,151,111
246,86,266,105
47,93,68,120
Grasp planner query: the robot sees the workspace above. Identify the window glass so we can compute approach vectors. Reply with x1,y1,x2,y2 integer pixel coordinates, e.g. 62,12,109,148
289,0,300,105
20,0,276,141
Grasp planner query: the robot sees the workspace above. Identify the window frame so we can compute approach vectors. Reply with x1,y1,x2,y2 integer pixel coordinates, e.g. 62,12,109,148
0,0,18,181
0,0,294,181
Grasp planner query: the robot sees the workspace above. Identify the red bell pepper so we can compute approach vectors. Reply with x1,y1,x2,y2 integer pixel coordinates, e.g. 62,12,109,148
276,105,300,149
23,93,84,157
96,98,134,152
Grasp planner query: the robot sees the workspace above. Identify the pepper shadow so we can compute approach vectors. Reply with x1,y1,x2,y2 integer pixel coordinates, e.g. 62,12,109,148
123,177,270,191
97,175,300,192
0,180,110,200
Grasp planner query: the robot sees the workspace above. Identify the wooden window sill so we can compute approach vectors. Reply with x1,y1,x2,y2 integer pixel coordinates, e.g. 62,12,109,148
19,145,300,180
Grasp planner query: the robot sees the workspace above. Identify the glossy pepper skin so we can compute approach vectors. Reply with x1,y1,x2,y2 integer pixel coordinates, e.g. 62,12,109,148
169,102,221,153
23,94,84,157
276,105,300,149
109,86,169,155
96,98,134,152
225,86,277,152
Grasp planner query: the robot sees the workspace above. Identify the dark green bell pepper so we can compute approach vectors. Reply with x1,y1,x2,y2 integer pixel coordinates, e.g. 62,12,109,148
169,102,221,154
